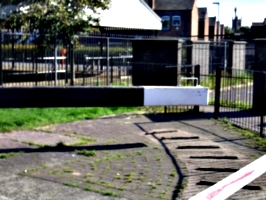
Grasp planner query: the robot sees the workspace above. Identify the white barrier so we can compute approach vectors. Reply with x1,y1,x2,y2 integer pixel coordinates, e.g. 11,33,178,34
144,86,209,106
189,154,266,200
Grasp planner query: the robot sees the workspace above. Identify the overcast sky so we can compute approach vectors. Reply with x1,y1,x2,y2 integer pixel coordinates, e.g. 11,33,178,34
197,0,266,27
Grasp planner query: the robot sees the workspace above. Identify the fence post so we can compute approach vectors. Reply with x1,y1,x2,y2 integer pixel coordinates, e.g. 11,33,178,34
193,64,200,113
110,57,113,84
106,37,109,86
214,67,222,119
0,30,2,86
260,72,266,137
177,40,183,86
11,29,15,69
53,35,58,86
70,42,75,86
253,39,266,113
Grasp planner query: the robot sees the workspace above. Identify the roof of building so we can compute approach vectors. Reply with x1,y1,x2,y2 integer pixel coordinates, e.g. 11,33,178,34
98,0,162,30
252,18,266,27
198,7,207,19
153,0,195,10
209,17,216,26
3,0,162,30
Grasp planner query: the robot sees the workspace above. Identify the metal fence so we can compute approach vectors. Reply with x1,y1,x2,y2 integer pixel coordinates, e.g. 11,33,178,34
0,33,255,87
1,32,265,136
0,33,134,87
214,67,266,136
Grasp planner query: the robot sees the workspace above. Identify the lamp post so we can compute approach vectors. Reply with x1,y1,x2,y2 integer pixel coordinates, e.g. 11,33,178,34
213,2,220,39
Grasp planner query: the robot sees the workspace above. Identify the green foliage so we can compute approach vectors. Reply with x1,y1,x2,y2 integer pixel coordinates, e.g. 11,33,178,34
0,0,22,6
3,0,110,42
200,74,216,89
225,26,234,34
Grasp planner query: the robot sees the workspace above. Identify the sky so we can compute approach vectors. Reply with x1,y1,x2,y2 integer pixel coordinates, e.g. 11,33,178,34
197,0,266,28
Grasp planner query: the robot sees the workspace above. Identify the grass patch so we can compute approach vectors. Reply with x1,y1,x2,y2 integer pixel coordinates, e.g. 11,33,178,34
64,182,79,187
201,72,253,90
72,136,97,145
62,167,74,173
0,107,141,132
0,152,22,159
98,190,122,198
75,149,97,157
218,118,266,148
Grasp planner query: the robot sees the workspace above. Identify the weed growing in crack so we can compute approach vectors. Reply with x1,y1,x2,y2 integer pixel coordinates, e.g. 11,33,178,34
0,152,23,159
64,182,79,187
76,149,97,157
105,166,111,173
170,170,177,177
124,172,135,183
90,162,97,171
85,173,92,177
62,167,74,173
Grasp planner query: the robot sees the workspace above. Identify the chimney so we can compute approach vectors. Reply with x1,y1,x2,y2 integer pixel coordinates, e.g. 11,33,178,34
148,0,155,9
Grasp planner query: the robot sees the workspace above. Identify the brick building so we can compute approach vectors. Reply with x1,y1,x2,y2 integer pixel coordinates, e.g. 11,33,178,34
144,0,199,39
198,7,209,40
251,19,266,39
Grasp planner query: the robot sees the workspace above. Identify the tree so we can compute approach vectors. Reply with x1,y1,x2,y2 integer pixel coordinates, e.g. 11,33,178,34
224,26,234,35
2,0,110,86
0,0,22,7
3,0,110,42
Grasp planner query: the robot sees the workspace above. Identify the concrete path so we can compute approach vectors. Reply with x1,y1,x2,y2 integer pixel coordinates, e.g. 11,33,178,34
0,112,266,200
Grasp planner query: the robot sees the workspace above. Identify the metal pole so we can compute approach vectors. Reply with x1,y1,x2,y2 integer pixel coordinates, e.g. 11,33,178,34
214,67,222,119
54,35,58,86
106,37,109,86
213,2,220,39
224,42,227,71
70,42,74,86
193,65,200,113
0,30,3,86
12,28,15,69
260,72,266,137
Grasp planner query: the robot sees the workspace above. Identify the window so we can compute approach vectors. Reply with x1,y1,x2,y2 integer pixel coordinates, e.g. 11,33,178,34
162,16,170,30
172,15,181,26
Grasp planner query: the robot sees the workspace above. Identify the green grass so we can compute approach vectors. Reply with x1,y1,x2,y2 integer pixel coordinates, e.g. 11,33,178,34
0,152,22,159
75,149,97,157
200,72,253,90
219,118,266,148
208,99,252,110
0,107,140,132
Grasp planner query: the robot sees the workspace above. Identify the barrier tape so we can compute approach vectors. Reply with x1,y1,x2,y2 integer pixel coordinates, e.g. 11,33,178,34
189,154,266,200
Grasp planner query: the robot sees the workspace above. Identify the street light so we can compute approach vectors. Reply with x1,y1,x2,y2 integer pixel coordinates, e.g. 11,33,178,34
213,2,220,39
213,2,220,22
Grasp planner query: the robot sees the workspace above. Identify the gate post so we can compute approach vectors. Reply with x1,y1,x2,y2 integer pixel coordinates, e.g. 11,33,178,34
228,41,246,71
253,39,266,113
214,67,222,119
70,42,75,86
193,64,200,113
190,40,210,75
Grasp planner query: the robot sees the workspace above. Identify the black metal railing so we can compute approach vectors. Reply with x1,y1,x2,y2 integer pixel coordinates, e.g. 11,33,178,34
214,67,266,136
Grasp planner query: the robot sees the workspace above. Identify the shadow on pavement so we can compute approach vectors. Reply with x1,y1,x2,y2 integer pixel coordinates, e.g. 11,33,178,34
0,142,147,154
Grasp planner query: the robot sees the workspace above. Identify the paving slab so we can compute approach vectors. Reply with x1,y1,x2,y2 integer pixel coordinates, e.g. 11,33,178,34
0,112,266,200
